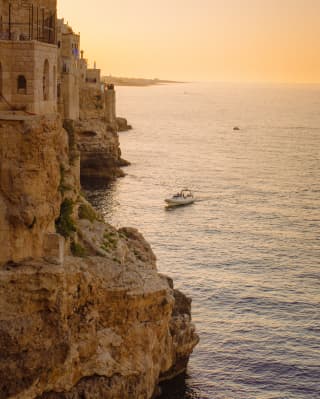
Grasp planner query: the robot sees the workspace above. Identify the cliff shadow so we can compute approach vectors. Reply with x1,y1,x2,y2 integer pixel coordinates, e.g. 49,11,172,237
159,373,202,399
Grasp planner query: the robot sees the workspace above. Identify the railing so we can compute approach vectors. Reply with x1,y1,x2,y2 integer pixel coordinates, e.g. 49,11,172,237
0,5,56,44
0,23,55,43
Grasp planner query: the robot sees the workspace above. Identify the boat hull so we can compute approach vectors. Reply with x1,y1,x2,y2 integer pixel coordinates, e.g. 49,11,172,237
165,198,195,206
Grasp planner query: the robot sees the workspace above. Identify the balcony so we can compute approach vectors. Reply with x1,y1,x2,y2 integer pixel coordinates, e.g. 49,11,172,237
0,5,56,44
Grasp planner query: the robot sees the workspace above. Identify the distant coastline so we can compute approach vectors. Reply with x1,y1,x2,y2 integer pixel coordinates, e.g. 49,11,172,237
102,76,183,87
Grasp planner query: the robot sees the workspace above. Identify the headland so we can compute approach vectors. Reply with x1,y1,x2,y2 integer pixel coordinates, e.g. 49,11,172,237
102,76,183,87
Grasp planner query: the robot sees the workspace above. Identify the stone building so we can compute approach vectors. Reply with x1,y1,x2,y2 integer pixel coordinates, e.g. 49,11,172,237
0,0,117,121
79,50,88,86
86,61,102,91
0,0,57,114
57,19,80,120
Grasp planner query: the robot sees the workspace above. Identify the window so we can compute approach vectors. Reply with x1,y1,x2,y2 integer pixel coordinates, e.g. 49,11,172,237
0,62,2,95
17,75,27,94
53,66,56,99
43,60,49,101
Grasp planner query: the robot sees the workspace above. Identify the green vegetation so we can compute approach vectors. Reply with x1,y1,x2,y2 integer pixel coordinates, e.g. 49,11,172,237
100,230,118,253
100,243,110,252
55,199,76,238
78,203,97,223
71,241,87,257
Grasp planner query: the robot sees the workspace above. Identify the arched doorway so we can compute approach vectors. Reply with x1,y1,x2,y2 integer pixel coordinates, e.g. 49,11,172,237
43,59,50,101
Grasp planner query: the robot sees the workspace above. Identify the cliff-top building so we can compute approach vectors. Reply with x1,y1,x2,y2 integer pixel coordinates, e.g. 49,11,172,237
0,0,116,122
0,0,58,114
57,19,80,120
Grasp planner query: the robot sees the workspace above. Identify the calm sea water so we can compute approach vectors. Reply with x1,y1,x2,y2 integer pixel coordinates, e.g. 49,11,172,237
84,83,320,399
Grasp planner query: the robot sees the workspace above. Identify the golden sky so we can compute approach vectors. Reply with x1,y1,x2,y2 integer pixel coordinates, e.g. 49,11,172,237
58,0,320,83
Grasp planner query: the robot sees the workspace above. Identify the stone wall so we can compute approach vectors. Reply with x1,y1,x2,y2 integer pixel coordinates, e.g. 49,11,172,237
0,40,57,114
86,68,101,90
57,21,80,120
79,57,87,86
105,85,116,124
60,71,80,120
79,86,104,120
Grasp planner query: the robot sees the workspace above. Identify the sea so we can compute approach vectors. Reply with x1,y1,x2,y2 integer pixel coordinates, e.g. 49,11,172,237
83,82,320,399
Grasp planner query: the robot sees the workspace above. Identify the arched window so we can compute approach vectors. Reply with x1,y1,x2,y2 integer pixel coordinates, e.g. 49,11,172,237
0,62,3,96
17,75,27,94
43,59,49,101
53,65,56,99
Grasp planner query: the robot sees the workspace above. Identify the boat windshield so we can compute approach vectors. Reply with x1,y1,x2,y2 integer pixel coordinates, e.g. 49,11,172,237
171,190,193,198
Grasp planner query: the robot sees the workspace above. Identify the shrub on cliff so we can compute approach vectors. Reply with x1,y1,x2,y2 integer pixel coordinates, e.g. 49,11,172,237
70,241,87,257
78,203,97,223
55,199,76,238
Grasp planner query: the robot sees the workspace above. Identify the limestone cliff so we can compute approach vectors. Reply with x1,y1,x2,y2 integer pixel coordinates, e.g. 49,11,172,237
73,118,128,181
0,115,70,265
0,243,198,399
116,117,132,132
0,115,199,398
76,87,130,181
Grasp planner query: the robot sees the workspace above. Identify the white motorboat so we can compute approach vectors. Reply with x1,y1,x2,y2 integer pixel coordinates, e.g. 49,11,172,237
165,189,195,206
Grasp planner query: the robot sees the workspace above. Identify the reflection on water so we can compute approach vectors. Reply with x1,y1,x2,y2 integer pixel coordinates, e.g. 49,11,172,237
85,83,320,399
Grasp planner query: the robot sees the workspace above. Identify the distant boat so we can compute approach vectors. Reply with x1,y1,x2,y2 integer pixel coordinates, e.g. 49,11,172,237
165,189,195,207
233,126,240,131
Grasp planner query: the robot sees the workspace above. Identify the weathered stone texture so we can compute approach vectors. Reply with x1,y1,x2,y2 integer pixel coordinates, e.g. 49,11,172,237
0,41,57,114
43,233,65,265
0,231,199,399
0,115,68,265
76,121,125,180
116,116,132,132
105,87,116,124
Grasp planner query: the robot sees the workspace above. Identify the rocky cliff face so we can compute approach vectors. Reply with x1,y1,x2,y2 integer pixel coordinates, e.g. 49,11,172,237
116,117,132,132
76,87,129,181
0,224,198,399
0,115,199,398
74,118,128,181
0,115,69,265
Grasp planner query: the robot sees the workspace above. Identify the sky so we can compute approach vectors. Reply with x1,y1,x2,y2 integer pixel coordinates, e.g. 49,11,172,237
58,0,320,83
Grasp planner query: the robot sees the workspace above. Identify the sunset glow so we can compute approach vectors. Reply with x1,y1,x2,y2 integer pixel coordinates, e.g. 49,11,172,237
58,0,320,83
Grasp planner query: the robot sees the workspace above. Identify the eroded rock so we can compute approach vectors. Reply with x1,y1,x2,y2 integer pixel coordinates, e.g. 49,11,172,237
0,249,198,399
0,116,69,265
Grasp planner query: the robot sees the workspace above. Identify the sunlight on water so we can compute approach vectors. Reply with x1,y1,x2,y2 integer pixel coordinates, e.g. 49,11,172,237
84,83,320,399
